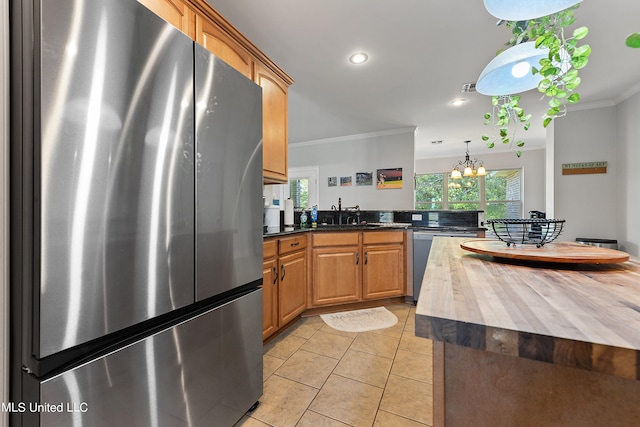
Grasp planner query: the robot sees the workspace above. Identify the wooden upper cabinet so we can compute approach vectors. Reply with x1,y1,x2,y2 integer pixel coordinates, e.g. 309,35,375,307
255,63,289,183
195,16,253,78
139,0,293,184
137,0,196,39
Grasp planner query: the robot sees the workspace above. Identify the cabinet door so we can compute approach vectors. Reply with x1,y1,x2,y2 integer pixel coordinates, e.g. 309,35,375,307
138,0,195,39
255,64,289,183
312,247,361,306
278,251,307,326
363,244,405,299
195,16,253,78
262,258,278,340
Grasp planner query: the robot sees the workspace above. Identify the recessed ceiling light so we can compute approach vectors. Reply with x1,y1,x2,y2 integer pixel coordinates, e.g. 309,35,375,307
450,98,467,106
349,52,369,64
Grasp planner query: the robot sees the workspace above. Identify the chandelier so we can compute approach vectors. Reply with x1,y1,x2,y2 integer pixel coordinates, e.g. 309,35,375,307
451,141,486,179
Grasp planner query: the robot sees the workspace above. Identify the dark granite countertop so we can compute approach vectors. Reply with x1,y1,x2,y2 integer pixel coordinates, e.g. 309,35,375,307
263,223,485,238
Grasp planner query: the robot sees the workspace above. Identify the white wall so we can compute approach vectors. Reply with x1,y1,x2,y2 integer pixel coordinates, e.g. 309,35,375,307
414,149,546,216
1,0,8,423
616,91,640,255
288,129,415,210
554,107,618,244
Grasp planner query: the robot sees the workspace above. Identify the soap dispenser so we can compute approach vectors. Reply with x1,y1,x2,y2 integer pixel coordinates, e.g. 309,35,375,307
311,205,318,228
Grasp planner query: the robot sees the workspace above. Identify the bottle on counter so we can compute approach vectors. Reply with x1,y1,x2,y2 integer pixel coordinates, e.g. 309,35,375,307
300,210,308,228
311,205,318,228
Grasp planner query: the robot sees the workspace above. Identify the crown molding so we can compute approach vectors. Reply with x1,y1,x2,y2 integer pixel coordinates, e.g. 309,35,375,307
614,81,640,104
289,127,417,148
567,99,616,112
568,82,640,112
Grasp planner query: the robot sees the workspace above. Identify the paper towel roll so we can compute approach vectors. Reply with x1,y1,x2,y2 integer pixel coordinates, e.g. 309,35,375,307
284,199,294,226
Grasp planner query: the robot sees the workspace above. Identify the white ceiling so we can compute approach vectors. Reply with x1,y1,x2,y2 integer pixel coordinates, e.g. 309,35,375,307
208,0,640,159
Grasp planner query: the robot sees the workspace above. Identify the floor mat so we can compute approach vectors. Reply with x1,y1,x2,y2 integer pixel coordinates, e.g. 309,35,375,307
320,307,398,333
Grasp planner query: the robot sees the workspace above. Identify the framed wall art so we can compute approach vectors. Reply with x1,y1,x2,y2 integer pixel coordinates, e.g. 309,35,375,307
356,172,373,186
340,176,352,186
377,168,403,189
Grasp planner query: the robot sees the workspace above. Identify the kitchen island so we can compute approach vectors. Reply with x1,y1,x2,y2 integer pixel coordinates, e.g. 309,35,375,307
415,237,640,427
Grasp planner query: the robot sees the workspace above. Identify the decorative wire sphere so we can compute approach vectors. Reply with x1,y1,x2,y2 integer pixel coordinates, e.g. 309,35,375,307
486,218,565,248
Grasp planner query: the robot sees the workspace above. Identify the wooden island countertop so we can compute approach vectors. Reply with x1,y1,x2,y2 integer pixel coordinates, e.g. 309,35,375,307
415,236,640,426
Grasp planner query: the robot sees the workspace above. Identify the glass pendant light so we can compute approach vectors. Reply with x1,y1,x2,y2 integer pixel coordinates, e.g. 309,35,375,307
483,0,583,21
476,42,549,96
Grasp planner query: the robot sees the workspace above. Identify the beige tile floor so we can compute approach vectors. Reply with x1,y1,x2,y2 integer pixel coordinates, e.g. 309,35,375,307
235,304,434,427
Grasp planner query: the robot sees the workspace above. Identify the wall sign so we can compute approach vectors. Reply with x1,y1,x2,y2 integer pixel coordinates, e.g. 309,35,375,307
562,161,607,175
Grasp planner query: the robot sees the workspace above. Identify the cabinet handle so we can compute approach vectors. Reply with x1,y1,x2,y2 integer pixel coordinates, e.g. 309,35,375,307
365,252,368,265
281,264,286,281
290,242,300,247
272,266,278,284
355,252,359,265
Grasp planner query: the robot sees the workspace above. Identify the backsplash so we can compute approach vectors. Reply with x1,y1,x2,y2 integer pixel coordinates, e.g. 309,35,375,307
285,209,483,228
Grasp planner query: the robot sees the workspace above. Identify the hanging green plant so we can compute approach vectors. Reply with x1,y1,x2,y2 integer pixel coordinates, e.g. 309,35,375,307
502,4,590,128
627,32,640,48
481,94,531,158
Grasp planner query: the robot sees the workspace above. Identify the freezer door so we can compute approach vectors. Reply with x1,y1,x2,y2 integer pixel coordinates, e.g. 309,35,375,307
31,289,263,427
194,44,263,301
38,0,195,357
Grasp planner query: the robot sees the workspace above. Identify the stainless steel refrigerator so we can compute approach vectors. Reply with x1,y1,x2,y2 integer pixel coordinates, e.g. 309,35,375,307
9,0,264,425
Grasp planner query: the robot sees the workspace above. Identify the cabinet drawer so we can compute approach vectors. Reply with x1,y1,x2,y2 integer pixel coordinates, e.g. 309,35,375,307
263,239,278,259
363,230,405,245
279,234,307,255
313,232,359,247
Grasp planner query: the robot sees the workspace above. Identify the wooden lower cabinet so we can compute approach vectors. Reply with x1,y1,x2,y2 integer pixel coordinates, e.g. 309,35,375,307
363,243,404,299
278,251,307,325
312,246,361,306
263,230,406,337
262,237,307,340
310,230,406,307
262,257,278,339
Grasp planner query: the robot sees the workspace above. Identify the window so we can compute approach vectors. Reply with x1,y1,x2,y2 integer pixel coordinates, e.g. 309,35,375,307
415,174,444,210
289,177,309,208
415,169,522,218
485,169,522,219
447,175,480,211
287,166,319,209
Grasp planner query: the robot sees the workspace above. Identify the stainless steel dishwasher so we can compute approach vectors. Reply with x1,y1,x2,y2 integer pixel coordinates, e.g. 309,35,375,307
412,230,478,304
